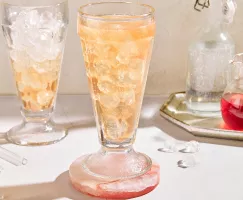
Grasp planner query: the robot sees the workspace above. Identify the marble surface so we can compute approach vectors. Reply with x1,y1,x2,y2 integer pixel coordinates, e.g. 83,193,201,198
0,95,243,200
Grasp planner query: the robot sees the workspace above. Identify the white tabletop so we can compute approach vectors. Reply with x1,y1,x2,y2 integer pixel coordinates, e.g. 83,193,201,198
0,95,243,200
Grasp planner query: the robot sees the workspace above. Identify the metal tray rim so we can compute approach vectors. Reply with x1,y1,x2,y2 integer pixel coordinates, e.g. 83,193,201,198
160,92,243,140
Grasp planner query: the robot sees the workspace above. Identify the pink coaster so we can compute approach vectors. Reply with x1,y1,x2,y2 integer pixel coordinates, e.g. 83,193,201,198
69,155,160,199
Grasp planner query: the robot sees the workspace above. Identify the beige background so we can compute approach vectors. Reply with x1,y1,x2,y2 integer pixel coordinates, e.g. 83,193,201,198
0,0,242,95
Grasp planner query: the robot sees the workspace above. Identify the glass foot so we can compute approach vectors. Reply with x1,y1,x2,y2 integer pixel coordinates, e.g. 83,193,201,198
81,147,152,180
7,120,68,146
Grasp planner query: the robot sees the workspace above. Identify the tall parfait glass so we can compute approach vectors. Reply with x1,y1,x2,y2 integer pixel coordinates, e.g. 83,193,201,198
2,1,69,146
77,2,155,179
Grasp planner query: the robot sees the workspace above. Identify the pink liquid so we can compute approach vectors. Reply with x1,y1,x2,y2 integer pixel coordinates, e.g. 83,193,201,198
221,93,243,130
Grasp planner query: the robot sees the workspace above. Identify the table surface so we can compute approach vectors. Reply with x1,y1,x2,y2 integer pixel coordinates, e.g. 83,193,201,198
0,95,243,200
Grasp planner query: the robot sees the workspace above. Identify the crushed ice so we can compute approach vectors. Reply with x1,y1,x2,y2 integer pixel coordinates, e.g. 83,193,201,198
158,140,200,154
9,9,66,62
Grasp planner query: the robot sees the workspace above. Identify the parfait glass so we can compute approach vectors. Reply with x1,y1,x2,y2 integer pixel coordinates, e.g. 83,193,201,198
77,2,155,179
1,1,69,145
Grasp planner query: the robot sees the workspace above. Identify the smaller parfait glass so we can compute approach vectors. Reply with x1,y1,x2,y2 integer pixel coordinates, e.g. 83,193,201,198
1,1,69,145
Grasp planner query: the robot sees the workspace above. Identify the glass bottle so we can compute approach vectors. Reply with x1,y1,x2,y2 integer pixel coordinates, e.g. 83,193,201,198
186,0,236,116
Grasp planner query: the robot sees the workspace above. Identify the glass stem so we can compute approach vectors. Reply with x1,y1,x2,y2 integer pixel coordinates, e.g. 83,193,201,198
21,107,54,123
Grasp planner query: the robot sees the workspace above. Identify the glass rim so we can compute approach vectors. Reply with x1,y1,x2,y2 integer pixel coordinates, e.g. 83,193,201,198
78,2,155,22
2,0,68,9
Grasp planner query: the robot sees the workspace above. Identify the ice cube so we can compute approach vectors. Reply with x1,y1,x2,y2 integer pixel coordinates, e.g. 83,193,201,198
12,62,24,73
10,50,31,70
29,40,62,62
158,140,178,153
119,89,135,105
27,27,60,62
11,10,40,50
95,44,118,66
48,43,63,60
103,116,122,140
21,72,31,86
32,59,60,74
119,105,133,119
42,72,58,83
53,22,66,43
116,42,139,65
10,50,23,62
115,69,136,88
55,12,63,21
85,63,98,78
129,70,142,81
84,42,97,55
99,74,114,82
27,47,46,63
129,58,145,70
22,93,32,103
120,120,128,133
103,116,128,140
40,11,55,28
177,156,199,169
32,62,48,74
25,10,40,27
17,82,25,93
7,6,19,22
12,10,28,29
39,29,53,41
101,104,133,120
98,80,115,94
31,80,47,90
29,98,42,111
37,90,54,106
179,141,200,153
82,42,97,63
99,94,120,108
21,71,47,90
89,78,100,100
94,60,112,74
128,58,145,81
11,32,26,50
